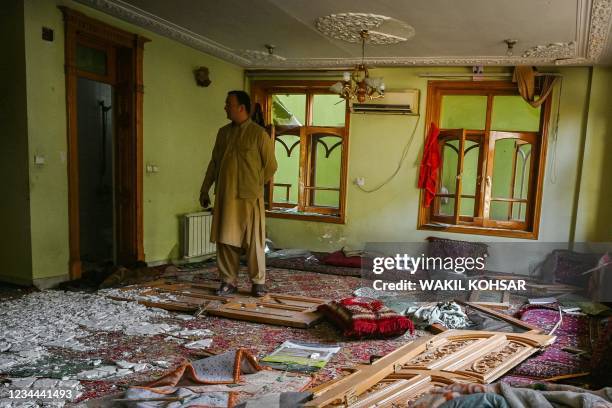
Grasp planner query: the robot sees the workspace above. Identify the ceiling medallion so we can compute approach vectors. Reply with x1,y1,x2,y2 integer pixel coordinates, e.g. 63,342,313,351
521,41,576,59
315,12,413,44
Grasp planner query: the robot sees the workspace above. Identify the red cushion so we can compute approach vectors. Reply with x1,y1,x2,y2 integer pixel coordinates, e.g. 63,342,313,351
321,251,362,268
319,297,414,338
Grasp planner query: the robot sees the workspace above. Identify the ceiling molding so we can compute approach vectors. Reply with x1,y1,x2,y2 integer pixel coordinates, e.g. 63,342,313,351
246,56,592,69
74,0,252,66
76,0,612,68
587,0,612,59
522,42,577,59
240,49,287,62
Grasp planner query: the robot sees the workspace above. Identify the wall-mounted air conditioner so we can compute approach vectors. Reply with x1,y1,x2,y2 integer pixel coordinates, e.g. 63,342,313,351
350,89,419,115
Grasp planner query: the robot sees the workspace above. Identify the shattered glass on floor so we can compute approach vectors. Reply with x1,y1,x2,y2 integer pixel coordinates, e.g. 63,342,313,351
0,291,176,373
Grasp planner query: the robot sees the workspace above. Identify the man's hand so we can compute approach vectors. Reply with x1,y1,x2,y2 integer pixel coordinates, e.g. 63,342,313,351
199,191,211,208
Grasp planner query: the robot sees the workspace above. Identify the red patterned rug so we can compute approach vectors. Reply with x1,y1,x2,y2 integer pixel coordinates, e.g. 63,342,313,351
189,265,426,386
36,265,427,402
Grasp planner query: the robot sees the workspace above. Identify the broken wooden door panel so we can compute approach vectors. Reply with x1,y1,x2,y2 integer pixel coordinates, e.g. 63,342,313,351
402,331,554,383
206,301,322,328
306,330,554,407
450,334,552,383
106,280,327,328
402,333,507,371
348,374,472,408
136,299,197,313
349,377,428,408
261,293,328,309
306,336,435,407
139,281,327,308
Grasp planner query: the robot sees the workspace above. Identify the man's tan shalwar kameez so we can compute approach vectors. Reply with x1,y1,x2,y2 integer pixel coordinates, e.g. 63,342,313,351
200,119,277,285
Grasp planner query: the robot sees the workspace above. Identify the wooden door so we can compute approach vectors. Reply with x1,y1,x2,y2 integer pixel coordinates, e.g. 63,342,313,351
61,7,148,278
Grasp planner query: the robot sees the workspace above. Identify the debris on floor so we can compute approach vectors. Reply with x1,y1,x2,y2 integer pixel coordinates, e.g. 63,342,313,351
102,280,328,328
0,290,175,372
75,360,151,380
118,348,313,407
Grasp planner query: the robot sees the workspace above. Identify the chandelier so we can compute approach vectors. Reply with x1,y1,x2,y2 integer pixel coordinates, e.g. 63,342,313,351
330,30,385,103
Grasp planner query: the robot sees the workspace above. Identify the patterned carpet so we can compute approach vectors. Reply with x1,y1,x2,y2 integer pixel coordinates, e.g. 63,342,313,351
265,253,363,277
1,265,429,403
188,265,429,386
8,263,597,403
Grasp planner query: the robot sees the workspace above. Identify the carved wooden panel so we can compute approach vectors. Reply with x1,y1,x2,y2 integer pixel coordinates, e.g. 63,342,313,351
402,332,553,383
306,330,554,407
348,373,472,408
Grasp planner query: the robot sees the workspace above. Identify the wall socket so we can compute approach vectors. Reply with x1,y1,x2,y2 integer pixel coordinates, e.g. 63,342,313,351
354,177,365,186
146,164,159,173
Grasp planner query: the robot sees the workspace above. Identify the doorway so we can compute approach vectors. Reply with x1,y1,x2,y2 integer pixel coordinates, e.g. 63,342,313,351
62,7,149,279
77,78,115,270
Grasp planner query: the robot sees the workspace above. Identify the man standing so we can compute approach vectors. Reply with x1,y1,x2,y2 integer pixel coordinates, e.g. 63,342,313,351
200,91,277,297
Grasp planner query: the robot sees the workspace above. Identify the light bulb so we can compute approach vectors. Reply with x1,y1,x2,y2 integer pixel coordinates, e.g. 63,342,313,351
330,82,344,95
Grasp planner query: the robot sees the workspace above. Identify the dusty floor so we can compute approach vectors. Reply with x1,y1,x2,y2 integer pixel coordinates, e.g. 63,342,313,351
0,265,438,406
1,263,540,407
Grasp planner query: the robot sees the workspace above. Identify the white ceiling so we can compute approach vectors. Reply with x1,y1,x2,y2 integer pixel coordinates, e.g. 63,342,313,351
77,0,612,67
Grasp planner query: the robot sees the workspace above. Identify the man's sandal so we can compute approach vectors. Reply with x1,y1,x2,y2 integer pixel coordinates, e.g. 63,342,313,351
251,283,267,297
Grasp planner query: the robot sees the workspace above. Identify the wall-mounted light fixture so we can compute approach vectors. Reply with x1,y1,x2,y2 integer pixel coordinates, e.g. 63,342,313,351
194,66,211,87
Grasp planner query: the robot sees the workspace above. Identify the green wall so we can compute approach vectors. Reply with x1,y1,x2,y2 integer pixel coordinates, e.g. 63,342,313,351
266,67,595,250
574,67,612,242
0,0,33,285
21,0,243,283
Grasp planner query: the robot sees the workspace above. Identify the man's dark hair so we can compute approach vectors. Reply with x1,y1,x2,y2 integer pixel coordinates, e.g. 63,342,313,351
228,90,251,113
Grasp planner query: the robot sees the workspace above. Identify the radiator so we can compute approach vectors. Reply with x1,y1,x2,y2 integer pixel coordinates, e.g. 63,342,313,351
182,211,216,258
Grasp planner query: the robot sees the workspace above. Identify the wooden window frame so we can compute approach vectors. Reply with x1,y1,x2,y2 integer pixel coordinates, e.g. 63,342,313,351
418,81,552,239
251,80,350,224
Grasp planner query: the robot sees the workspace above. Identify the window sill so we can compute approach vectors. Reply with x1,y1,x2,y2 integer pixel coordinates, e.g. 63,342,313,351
418,223,538,240
266,209,345,224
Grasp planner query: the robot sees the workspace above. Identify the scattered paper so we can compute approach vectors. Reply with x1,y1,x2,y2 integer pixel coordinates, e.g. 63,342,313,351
185,339,213,349
261,340,340,373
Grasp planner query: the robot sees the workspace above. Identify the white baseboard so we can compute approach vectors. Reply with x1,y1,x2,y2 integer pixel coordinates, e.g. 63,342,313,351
32,274,70,289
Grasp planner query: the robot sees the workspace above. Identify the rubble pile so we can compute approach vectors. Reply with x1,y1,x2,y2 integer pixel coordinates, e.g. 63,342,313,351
0,291,177,372
100,287,179,304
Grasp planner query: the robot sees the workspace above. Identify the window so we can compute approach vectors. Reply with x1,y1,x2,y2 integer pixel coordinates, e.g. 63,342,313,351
419,81,552,239
251,81,349,223
74,37,116,84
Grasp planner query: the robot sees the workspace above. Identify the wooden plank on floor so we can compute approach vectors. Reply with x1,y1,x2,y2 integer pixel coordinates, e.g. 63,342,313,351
105,279,328,328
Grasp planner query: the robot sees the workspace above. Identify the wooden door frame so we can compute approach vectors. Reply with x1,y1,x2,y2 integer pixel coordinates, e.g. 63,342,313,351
60,7,149,279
